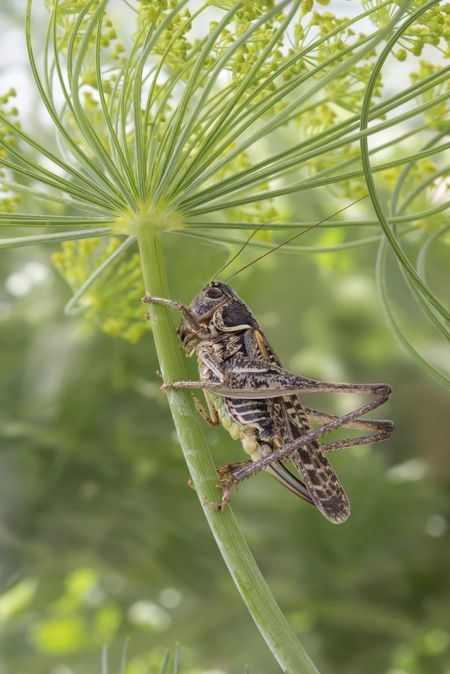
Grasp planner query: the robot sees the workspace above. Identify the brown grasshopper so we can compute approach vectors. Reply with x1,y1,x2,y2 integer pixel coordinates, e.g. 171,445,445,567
143,281,393,524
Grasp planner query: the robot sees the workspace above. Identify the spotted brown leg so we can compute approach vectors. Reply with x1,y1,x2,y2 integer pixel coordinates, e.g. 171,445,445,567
224,385,390,482
192,395,220,427
142,295,211,338
305,408,394,452
161,359,390,521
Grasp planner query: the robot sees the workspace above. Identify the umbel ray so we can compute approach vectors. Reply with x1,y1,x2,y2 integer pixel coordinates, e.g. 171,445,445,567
144,198,393,524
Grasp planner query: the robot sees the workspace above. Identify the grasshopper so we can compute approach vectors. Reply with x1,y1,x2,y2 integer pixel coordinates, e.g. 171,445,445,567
143,281,393,524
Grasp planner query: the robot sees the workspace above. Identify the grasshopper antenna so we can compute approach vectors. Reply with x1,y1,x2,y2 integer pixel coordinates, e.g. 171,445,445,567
212,219,271,282
224,194,368,282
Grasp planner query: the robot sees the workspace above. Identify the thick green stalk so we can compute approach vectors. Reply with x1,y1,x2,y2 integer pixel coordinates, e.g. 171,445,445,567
136,222,320,674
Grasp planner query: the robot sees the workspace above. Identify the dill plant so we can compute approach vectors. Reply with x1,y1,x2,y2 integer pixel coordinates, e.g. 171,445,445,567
0,1,448,671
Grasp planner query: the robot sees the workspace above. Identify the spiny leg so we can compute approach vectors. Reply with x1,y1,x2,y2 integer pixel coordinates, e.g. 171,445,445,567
305,408,394,453
160,377,391,403
191,392,243,508
192,394,220,427
213,460,254,510
161,376,391,440
160,364,391,503
214,459,313,511
217,358,391,399
320,429,392,453
224,390,392,485
162,358,391,402
186,395,221,496
200,460,255,512
142,295,209,337
214,441,315,510
161,372,391,498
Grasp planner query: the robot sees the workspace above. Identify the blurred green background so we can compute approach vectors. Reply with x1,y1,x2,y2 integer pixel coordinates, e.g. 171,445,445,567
1,3,449,674
1,227,449,674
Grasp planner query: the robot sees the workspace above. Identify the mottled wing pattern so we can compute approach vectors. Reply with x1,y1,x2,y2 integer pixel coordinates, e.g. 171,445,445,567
253,329,350,524
282,395,350,523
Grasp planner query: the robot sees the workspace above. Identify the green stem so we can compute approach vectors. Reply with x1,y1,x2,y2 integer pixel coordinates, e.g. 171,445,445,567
136,223,320,674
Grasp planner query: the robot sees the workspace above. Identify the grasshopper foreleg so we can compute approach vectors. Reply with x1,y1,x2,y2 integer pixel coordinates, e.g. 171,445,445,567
143,295,210,338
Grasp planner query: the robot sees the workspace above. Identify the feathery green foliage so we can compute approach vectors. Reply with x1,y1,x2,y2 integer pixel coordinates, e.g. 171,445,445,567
0,0,447,380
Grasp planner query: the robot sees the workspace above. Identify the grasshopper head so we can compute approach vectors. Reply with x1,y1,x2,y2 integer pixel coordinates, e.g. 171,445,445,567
190,281,234,315
178,281,257,353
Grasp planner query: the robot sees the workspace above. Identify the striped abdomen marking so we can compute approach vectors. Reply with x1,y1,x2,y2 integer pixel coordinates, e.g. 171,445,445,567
225,399,275,441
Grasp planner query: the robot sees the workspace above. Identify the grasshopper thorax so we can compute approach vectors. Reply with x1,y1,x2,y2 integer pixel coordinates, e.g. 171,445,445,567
178,281,258,354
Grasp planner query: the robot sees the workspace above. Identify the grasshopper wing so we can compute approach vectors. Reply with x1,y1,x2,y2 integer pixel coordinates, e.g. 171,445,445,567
244,328,350,523
279,394,350,523
289,436,350,523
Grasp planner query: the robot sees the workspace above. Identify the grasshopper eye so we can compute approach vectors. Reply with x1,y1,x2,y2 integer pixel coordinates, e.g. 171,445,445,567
206,287,223,299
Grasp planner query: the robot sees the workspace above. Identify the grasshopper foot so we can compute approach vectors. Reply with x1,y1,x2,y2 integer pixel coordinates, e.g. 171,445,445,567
215,459,255,509
198,467,237,512
190,479,224,511
219,484,232,510
217,461,252,481
202,496,224,511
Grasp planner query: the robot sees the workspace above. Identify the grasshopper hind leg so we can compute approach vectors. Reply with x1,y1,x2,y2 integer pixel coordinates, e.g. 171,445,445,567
214,460,254,510
218,439,350,523
214,444,314,510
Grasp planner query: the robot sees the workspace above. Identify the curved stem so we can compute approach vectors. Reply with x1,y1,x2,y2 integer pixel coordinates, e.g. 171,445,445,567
136,223,320,674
